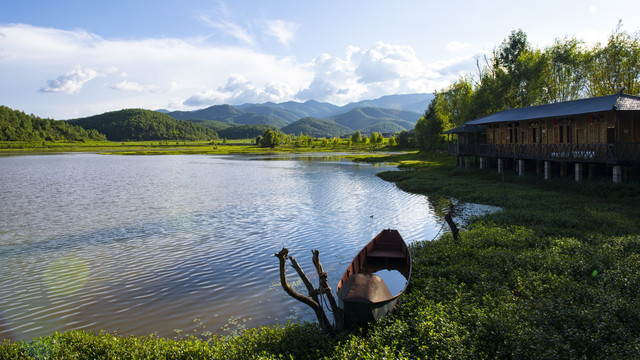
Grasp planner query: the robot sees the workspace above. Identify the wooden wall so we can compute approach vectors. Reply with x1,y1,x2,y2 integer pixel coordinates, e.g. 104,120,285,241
485,112,627,145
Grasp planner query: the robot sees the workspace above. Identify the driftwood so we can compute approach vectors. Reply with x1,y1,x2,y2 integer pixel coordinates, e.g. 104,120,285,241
444,203,459,241
275,248,343,332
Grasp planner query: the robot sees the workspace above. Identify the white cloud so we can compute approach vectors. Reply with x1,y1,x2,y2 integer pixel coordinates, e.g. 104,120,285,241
184,74,296,106
0,24,311,116
110,80,159,93
40,66,101,93
296,42,450,104
1,24,466,117
589,5,598,14
200,15,255,45
446,41,470,52
355,42,425,83
197,3,255,45
265,20,299,46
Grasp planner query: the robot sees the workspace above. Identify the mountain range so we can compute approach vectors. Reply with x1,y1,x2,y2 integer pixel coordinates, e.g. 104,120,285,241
160,93,433,138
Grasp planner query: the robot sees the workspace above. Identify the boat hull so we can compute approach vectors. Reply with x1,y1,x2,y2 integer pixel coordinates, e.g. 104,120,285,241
337,229,411,324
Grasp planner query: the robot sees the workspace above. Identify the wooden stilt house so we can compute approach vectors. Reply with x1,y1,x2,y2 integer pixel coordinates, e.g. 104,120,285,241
446,92,640,183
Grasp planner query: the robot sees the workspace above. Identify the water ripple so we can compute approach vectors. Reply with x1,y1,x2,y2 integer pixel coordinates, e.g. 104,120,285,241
0,154,497,341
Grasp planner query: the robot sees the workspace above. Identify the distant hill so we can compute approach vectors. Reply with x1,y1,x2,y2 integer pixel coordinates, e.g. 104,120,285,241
67,109,217,141
0,105,106,142
233,113,288,128
281,117,353,138
166,104,288,128
218,124,278,140
331,107,420,131
234,104,302,123
340,93,434,114
274,100,341,118
167,104,241,123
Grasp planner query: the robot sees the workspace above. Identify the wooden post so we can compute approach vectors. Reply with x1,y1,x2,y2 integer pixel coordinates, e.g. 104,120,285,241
613,165,622,184
518,159,525,176
575,163,583,182
544,161,551,180
312,250,344,330
275,248,334,332
444,204,459,241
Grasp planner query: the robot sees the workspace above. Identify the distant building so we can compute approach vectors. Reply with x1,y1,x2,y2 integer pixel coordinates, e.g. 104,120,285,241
445,92,640,183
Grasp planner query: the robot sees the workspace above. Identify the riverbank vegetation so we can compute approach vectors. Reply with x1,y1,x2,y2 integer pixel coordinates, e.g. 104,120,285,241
0,129,400,155
3,151,640,359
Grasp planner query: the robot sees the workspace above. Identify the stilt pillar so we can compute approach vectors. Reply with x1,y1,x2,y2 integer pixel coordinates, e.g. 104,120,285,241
464,157,470,169
544,161,551,180
497,158,503,174
518,159,525,176
575,163,583,182
613,165,622,184
479,157,485,169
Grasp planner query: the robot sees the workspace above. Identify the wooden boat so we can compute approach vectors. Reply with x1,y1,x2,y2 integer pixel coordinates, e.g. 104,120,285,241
336,229,411,324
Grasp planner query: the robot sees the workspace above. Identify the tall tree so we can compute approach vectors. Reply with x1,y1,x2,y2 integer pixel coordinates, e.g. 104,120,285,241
495,29,529,73
414,100,444,151
585,22,640,96
433,78,474,130
259,129,281,148
543,37,588,102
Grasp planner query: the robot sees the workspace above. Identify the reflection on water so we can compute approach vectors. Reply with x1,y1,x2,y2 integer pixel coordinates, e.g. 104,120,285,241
0,153,499,341
373,270,407,296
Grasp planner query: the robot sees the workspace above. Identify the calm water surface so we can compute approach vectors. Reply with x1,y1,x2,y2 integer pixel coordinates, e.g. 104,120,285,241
0,153,495,341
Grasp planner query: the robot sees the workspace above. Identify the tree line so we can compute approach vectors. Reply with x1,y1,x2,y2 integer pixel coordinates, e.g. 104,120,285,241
414,23,640,150
256,129,393,148
0,106,107,142
67,109,218,141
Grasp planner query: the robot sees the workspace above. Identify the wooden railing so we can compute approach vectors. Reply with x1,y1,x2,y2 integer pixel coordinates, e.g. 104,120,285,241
447,142,640,164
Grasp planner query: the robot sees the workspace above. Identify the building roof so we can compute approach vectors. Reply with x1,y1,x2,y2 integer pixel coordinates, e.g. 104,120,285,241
443,124,486,134
465,93,640,126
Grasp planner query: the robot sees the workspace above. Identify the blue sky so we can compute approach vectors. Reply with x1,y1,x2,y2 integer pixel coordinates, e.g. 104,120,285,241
1,0,639,119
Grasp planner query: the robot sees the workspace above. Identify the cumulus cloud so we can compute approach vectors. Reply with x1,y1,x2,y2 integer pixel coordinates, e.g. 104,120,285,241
184,74,295,106
2,23,467,118
40,66,100,93
355,42,425,83
296,42,447,104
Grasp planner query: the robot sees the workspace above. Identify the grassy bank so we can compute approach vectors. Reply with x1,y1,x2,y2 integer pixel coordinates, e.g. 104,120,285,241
0,140,396,155
2,151,640,359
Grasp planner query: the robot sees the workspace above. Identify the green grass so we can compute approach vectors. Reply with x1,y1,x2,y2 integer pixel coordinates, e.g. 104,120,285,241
3,151,640,359
0,140,396,156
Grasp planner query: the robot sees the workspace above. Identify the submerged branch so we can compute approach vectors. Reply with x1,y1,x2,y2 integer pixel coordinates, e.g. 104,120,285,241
275,248,333,332
312,250,343,330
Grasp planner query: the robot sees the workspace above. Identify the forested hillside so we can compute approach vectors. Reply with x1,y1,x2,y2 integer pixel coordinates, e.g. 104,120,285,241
331,107,417,132
0,106,106,142
217,124,277,140
164,94,425,137
67,109,217,141
281,117,353,138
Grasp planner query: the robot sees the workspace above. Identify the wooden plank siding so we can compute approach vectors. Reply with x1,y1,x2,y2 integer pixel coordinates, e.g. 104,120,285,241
447,94,640,166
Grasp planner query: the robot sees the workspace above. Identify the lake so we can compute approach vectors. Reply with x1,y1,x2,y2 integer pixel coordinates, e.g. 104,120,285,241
0,153,495,341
